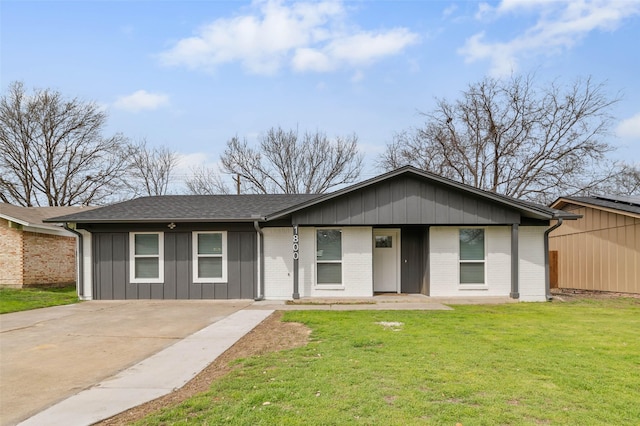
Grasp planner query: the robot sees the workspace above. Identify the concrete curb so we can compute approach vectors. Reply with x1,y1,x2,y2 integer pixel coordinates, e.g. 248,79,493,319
18,309,274,426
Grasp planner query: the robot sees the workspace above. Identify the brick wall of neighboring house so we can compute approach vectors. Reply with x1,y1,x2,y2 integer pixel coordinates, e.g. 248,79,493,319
22,231,77,287
0,218,25,287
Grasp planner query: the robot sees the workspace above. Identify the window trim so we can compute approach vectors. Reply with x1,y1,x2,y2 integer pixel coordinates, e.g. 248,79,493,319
458,227,487,287
192,231,228,283
129,232,164,284
316,228,343,286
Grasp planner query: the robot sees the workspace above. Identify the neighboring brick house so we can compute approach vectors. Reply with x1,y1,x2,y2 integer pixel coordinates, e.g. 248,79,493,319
0,203,94,288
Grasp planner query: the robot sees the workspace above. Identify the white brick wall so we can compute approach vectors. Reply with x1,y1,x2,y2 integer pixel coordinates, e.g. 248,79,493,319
339,227,373,297
263,225,547,301
429,226,512,297
486,227,511,296
263,227,294,300
429,227,458,296
298,226,314,298
519,226,547,302
297,226,373,298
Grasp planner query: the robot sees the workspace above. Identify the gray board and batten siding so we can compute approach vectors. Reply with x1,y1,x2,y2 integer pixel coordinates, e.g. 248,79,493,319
291,175,524,226
90,223,256,300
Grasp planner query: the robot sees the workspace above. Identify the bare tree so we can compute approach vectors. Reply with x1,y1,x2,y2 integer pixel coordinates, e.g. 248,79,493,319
127,139,179,196
184,165,231,195
378,75,620,203
590,162,640,196
0,81,129,206
220,127,363,194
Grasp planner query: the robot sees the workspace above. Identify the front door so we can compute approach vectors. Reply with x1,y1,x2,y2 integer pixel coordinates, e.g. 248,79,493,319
373,229,400,293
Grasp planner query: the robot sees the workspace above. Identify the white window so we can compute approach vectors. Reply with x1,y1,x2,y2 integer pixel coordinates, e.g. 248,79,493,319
130,232,164,283
316,229,342,285
459,228,485,284
193,231,227,283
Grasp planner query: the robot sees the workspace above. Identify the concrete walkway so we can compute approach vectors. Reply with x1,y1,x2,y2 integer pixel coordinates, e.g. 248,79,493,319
17,309,273,426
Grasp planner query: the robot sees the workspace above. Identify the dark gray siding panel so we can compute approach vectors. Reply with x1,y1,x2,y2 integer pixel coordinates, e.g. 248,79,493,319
138,283,151,299
94,233,128,300
336,198,350,224
112,234,127,299
349,194,363,223
405,178,421,223
176,233,191,299
227,232,242,299
92,228,256,300
391,179,406,222
214,283,227,299
151,284,164,300
164,233,178,299
292,175,521,225
202,284,215,299
363,191,377,223
191,282,202,299
164,232,191,299
227,231,257,299
401,228,423,294
377,182,392,223
240,232,256,298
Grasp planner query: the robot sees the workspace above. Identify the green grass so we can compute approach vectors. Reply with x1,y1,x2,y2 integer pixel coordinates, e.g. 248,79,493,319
0,285,78,314
138,298,640,425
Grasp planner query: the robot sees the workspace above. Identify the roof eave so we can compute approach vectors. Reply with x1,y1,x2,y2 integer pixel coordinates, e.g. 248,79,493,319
43,217,267,224
0,213,30,227
551,197,640,219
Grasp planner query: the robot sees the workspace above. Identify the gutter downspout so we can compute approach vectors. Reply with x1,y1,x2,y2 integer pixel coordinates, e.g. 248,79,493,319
63,223,83,299
544,218,563,301
253,220,265,301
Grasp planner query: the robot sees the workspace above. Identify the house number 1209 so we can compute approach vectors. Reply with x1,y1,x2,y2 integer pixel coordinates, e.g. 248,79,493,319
293,227,299,260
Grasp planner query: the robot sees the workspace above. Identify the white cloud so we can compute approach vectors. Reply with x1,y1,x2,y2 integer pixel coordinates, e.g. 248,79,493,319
442,4,458,18
113,90,169,112
617,112,640,140
292,29,418,72
159,0,418,75
175,152,220,174
460,0,640,76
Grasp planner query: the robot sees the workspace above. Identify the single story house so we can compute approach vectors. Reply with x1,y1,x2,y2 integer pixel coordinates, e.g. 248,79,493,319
549,195,639,294
46,166,577,302
0,203,93,288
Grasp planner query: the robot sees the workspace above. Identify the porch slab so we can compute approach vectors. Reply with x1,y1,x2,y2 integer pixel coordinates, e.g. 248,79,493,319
250,294,516,310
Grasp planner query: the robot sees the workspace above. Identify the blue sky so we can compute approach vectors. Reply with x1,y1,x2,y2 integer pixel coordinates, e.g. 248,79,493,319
2,0,639,188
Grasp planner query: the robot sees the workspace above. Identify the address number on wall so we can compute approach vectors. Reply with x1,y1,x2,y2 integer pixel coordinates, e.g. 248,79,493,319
293,226,299,260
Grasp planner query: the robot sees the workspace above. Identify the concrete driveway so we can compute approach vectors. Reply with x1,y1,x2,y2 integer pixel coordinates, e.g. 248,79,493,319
0,300,252,426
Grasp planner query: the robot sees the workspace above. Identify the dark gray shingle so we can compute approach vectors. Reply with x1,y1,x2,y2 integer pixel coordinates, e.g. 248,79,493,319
45,194,321,223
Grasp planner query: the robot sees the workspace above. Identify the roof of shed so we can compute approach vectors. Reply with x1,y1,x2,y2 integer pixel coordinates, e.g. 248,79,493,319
551,195,640,217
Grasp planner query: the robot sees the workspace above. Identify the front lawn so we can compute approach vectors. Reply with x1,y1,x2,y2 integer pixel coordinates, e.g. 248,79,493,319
139,298,640,425
0,285,78,314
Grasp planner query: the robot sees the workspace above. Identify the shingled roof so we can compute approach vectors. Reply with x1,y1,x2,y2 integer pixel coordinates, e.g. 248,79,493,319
0,203,95,230
45,167,579,224
45,194,321,223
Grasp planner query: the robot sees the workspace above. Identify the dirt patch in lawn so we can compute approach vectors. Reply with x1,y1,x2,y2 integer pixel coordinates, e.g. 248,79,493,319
551,288,640,301
97,311,311,425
